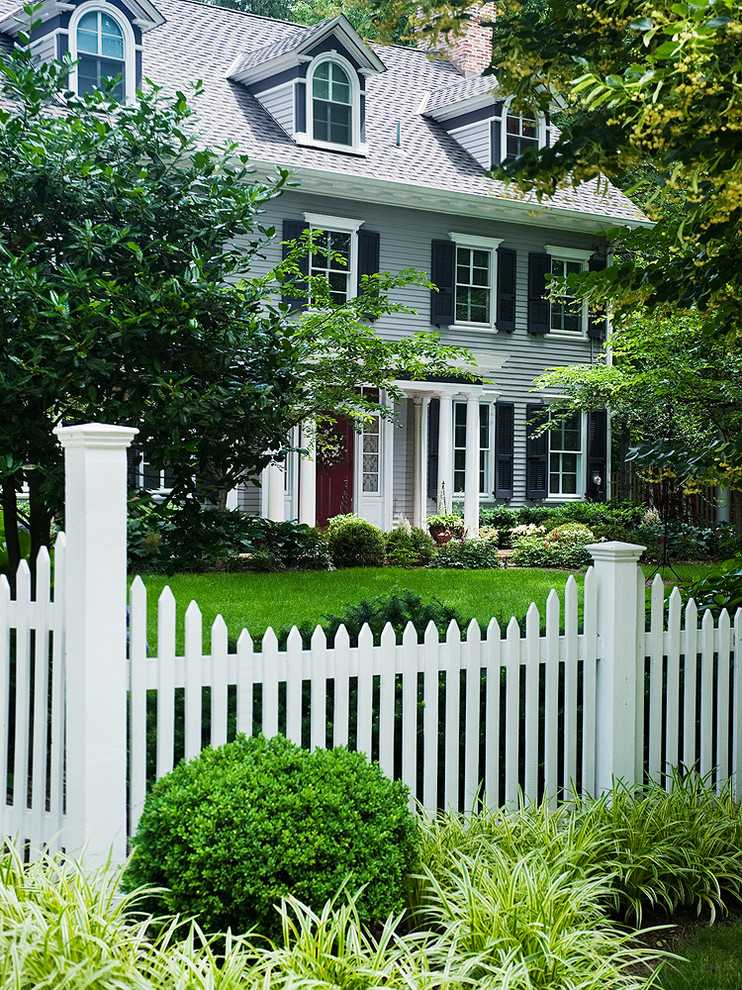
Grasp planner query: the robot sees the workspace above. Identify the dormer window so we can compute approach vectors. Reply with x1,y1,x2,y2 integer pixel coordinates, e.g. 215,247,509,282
505,110,540,158
77,11,125,99
312,61,352,146
69,2,137,103
302,54,367,155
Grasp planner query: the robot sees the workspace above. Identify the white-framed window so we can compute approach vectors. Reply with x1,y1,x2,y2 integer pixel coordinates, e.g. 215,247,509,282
68,2,136,103
304,212,363,305
492,104,547,164
140,459,175,494
301,54,367,154
361,413,381,494
545,245,593,335
549,412,583,497
453,401,493,497
449,233,503,329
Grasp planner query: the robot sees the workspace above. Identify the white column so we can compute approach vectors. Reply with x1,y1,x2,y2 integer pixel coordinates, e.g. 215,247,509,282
411,395,426,528
463,392,481,536
587,540,646,794
437,392,454,510
54,422,138,862
298,423,317,527
265,462,285,522
383,398,395,531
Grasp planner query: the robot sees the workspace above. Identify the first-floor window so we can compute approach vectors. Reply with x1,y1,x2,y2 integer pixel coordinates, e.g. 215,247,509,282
453,402,492,496
361,414,381,493
140,458,175,493
549,414,582,496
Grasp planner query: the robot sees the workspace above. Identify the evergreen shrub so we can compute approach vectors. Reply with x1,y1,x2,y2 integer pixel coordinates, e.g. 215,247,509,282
384,523,436,567
123,734,420,939
328,514,386,568
431,538,501,569
511,522,596,569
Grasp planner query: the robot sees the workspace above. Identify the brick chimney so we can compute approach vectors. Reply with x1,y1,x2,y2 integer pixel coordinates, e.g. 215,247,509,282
442,3,495,78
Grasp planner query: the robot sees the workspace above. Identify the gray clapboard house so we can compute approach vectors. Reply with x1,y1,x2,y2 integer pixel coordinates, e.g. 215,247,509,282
0,0,648,533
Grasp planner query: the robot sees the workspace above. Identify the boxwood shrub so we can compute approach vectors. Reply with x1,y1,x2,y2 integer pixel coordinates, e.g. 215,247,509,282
328,514,386,568
123,734,420,939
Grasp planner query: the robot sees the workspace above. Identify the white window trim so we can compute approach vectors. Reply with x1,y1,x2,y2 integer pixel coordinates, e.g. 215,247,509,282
297,52,368,156
545,245,592,337
68,1,137,104
447,233,503,330
303,212,364,304
496,102,547,166
544,410,586,501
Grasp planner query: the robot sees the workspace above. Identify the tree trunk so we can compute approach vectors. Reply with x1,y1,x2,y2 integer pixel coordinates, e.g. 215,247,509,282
1,476,20,593
27,472,52,573
619,426,632,500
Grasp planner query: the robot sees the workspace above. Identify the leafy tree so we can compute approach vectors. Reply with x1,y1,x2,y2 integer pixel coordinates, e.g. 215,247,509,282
0,15,473,575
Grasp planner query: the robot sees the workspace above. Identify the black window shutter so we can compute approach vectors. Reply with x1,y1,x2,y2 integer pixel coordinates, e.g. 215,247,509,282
494,401,514,498
282,218,309,310
490,118,501,166
357,229,381,322
525,403,548,499
427,398,440,501
127,446,141,489
586,409,608,502
496,247,516,333
587,254,608,341
431,240,455,326
528,253,550,335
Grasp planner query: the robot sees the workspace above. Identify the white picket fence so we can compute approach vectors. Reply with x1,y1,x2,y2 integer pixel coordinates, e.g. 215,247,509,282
0,425,740,860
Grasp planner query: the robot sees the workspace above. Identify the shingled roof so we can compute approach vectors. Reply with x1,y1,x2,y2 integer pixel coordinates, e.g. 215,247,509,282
0,0,647,227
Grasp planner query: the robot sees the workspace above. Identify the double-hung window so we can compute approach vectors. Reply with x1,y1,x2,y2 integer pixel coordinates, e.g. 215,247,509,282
304,213,363,306
504,110,540,158
450,234,503,328
545,245,592,335
69,3,134,102
453,402,493,497
549,413,583,497
312,61,352,146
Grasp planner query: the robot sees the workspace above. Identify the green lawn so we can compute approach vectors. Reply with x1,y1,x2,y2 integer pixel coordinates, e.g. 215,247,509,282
133,562,718,651
656,915,742,990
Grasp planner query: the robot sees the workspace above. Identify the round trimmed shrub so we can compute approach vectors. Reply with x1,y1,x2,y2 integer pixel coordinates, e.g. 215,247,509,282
328,514,386,567
123,734,420,938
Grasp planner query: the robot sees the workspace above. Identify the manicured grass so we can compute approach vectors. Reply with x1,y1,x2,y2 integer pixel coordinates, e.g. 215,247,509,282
657,916,742,990
134,561,723,651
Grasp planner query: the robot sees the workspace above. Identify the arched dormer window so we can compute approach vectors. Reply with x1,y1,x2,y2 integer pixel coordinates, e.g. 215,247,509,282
68,2,136,103
304,53,366,154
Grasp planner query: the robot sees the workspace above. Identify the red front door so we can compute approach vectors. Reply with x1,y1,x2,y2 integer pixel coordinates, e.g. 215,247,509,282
316,416,354,527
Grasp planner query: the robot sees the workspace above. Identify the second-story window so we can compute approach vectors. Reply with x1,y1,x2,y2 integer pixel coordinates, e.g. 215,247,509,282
311,230,352,304
76,10,126,99
312,61,352,146
505,110,540,158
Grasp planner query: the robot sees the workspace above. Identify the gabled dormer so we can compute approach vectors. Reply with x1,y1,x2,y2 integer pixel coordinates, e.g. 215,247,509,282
421,77,551,172
0,0,164,102
227,14,386,156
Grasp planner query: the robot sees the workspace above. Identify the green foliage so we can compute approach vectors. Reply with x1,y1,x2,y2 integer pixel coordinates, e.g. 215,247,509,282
124,733,420,938
275,589,468,648
431,537,501,570
685,554,742,617
480,506,519,530
511,522,596,569
384,523,436,567
128,498,331,573
327,514,386,568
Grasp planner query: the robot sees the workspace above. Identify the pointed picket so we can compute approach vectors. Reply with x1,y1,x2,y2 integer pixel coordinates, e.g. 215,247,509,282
378,624,396,779
524,603,540,804
733,610,742,802
332,624,350,748
717,609,731,788
0,578,9,822
236,628,254,737
700,609,715,776
261,628,280,739
544,589,560,806
683,598,699,770
49,536,66,834
443,620,461,811
285,627,304,746
184,600,203,761
422,621,440,815
357,624,374,759
503,616,521,809
581,567,597,799
484,617,501,811
13,560,32,815
210,616,229,749
128,577,148,834
310,626,328,752
563,576,578,795
400,622,418,808
156,586,176,779
463,619,481,813
665,587,682,784
30,547,52,847
647,574,665,781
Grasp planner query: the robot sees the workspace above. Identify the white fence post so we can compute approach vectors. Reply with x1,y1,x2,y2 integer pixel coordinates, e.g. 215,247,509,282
55,422,138,862
587,540,645,794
